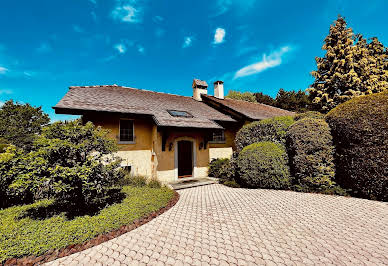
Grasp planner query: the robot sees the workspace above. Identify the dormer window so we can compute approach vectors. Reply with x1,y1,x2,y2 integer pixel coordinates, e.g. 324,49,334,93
167,110,193,118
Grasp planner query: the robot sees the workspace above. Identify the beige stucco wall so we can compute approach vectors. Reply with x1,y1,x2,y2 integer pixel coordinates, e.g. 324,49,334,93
83,113,241,182
154,130,210,182
209,147,233,161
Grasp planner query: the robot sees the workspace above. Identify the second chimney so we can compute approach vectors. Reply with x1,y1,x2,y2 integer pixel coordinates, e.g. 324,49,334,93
214,80,224,99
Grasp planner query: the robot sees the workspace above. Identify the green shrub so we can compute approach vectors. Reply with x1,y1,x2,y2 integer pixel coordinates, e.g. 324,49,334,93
326,91,388,201
235,116,294,152
120,175,147,187
286,118,336,192
222,180,241,188
0,146,35,209
6,120,124,210
208,158,229,179
148,178,162,188
294,111,324,121
236,142,291,189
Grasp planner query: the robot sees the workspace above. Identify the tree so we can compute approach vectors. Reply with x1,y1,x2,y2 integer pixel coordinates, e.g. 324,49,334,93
0,100,50,150
226,90,256,102
254,92,275,105
274,89,311,112
308,15,388,112
6,120,124,210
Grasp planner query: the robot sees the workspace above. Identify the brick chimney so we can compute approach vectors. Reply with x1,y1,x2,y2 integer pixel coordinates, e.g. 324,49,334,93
192,79,208,101
214,80,224,99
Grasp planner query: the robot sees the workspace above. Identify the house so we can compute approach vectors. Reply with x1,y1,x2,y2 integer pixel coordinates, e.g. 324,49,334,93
53,79,293,183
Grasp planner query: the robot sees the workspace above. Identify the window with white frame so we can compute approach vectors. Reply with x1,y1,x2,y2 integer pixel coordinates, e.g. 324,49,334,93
119,119,134,143
210,129,225,143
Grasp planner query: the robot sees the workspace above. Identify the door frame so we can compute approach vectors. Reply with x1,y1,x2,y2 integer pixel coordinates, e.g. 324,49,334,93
174,137,196,180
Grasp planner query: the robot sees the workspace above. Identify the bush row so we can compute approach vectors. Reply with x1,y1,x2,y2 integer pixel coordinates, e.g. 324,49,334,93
210,114,344,195
212,91,387,201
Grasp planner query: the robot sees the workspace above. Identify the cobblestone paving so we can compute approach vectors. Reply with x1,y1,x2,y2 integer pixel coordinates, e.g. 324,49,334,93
47,184,388,265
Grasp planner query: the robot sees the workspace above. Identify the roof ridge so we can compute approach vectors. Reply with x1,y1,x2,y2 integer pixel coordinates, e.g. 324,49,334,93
69,84,198,101
209,94,286,110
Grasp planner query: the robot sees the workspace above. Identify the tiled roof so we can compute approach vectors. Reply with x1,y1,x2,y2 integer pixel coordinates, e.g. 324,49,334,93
202,95,295,120
193,79,208,87
53,85,235,129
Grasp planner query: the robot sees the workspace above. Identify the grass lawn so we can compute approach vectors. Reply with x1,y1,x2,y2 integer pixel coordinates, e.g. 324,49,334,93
0,185,175,263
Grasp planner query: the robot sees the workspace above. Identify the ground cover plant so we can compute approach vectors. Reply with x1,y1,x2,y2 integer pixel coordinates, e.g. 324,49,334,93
0,185,175,263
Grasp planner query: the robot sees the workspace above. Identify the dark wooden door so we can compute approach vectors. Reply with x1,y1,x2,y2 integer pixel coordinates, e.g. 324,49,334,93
178,140,193,177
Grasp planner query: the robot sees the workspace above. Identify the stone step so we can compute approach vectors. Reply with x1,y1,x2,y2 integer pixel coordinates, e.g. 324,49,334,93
170,178,218,190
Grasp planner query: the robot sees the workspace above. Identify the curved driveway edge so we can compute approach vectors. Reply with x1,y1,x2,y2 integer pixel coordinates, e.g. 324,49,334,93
47,184,388,265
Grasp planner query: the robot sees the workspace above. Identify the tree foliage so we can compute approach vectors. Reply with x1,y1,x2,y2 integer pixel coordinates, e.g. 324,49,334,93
227,89,312,112
1,120,124,209
226,90,256,102
273,89,311,112
0,100,50,150
308,15,388,112
254,92,275,105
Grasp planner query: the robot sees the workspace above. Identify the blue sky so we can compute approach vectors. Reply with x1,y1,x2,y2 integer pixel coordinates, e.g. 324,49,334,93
0,0,387,121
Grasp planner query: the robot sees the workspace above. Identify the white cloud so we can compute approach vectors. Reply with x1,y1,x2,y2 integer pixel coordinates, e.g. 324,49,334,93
114,43,126,54
212,0,257,17
155,28,165,38
234,46,292,79
0,101,4,107
183,36,193,48
0,66,8,75
153,16,164,23
214,28,226,44
137,45,145,53
0,89,12,95
91,11,97,22
111,1,142,23
36,42,52,53
73,25,84,33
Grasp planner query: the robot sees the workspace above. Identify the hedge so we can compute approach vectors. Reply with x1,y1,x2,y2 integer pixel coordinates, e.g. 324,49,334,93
236,141,291,189
286,118,336,191
235,116,295,152
326,90,388,201
208,158,230,179
294,111,324,121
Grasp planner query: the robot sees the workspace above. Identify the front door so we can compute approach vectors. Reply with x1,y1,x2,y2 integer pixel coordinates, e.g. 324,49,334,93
178,140,193,178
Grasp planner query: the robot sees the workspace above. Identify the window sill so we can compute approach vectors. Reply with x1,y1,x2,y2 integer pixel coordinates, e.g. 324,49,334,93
209,141,226,144
118,141,136,145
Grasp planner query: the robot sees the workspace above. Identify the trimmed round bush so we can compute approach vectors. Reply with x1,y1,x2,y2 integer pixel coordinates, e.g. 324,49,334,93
286,118,335,191
235,116,294,152
326,91,388,201
237,141,291,189
208,158,230,179
294,111,324,121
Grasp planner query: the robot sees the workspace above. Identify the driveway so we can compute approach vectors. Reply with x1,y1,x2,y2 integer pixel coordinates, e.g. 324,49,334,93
47,184,388,265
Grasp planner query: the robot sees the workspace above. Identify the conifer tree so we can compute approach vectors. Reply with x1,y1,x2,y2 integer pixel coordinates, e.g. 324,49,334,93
308,16,388,112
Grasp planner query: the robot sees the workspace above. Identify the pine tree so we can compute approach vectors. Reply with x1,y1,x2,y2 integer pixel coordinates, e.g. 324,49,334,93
309,16,388,112
308,16,357,112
